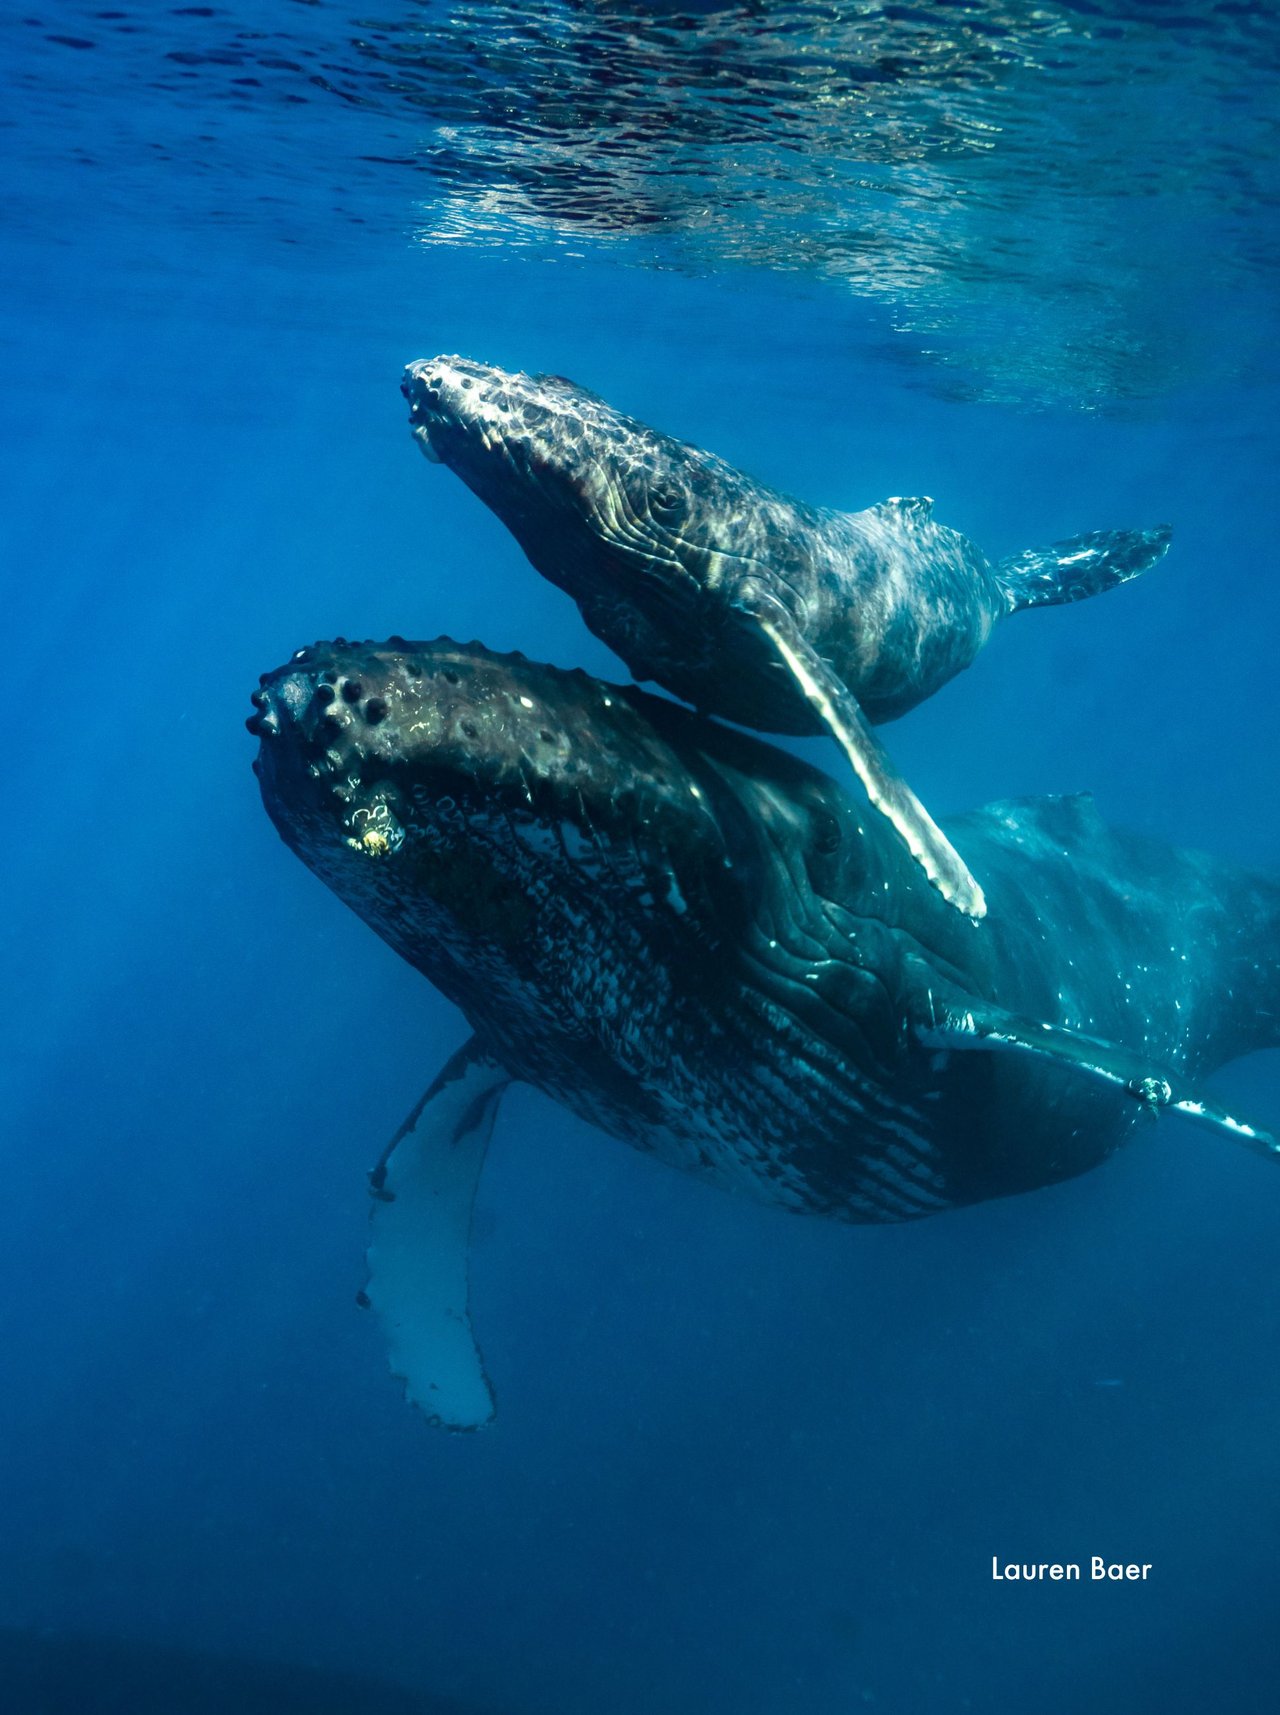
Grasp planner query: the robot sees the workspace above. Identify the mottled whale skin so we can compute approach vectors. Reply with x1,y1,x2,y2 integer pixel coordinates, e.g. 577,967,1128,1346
401,355,1172,919
250,639,1276,1425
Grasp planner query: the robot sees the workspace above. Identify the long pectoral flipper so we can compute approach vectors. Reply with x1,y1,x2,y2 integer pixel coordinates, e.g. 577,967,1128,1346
750,604,986,921
364,1038,512,1429
921,999,1278,1159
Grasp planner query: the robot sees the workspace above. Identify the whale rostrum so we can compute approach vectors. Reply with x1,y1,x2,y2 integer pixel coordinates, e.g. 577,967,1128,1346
402,356,1172,921
250,637,1277,1428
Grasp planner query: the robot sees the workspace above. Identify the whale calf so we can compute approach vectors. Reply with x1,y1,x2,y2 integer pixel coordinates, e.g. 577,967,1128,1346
402,356,1172,919
250,637,1275,1428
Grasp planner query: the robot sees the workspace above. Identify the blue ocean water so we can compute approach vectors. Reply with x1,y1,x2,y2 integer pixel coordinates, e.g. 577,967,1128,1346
2,3,1278,1711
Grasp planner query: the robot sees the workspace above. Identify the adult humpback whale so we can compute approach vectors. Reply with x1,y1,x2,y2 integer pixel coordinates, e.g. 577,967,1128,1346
402,356,1172,919
249,637,1276,1429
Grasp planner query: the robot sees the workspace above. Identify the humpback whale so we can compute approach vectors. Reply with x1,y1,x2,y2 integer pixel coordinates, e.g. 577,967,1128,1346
249,638,1276,1428
401,356,1172,919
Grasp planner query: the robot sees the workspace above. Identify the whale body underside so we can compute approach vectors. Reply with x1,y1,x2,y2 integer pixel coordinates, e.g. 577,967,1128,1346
250,636,1278,1427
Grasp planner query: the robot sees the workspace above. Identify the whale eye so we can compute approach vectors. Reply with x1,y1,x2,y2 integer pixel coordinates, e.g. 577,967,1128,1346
649,487,684,519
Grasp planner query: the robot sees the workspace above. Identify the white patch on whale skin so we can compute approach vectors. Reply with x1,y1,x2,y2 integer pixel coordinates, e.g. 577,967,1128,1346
411,423,443,463
278,673,316,713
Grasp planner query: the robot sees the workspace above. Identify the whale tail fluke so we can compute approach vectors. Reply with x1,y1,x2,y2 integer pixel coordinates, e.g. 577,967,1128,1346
996,524,1172,612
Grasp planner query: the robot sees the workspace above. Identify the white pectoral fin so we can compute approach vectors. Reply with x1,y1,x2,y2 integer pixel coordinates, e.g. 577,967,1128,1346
752,608,986,921
364,1038,511,1429
922,1000,1279,1158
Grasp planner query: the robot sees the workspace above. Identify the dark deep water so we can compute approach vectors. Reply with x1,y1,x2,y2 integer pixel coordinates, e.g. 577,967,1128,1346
2,3,1279,1711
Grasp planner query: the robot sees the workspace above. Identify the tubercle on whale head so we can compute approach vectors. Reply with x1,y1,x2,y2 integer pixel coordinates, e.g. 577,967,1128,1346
400,355,754,598
249,635,736,943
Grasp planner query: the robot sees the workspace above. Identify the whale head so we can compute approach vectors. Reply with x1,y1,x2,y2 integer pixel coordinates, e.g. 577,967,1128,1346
249,637,749,1041
401,356,789,611
250,636,924,1099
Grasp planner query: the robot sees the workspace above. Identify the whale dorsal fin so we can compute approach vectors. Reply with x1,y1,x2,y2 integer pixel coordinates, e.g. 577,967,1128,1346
364,1037,511,1429
919,998,1278,1158
871,496,934,525
738,583,986,920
